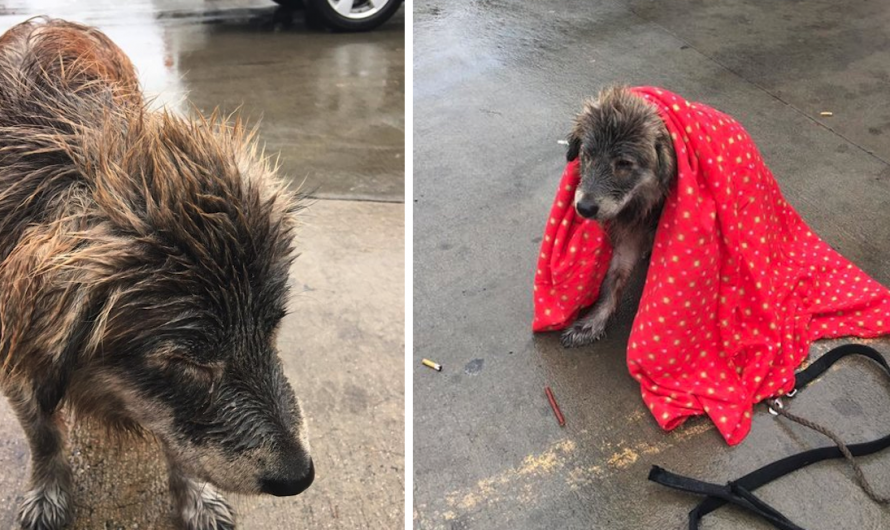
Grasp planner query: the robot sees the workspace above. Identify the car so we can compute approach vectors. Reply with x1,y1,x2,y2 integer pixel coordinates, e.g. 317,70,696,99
274,0,404,31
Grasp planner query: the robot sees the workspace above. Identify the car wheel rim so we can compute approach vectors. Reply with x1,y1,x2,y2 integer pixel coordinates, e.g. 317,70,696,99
326,0,390,20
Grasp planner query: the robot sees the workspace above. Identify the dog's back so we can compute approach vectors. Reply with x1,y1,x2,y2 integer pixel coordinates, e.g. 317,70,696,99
0,17,140,262
0,17,138,100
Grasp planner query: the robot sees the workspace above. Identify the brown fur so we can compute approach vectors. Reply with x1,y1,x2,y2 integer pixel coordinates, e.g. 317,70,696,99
0,17,311,530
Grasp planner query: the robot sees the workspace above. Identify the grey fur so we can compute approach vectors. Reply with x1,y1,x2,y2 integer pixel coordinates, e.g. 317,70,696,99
561,86,677,348
168,456,236,530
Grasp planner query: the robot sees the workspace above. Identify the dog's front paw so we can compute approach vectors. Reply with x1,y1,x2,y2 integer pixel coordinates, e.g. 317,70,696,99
18,485,72,530
179,483,235,530
560,322,606,348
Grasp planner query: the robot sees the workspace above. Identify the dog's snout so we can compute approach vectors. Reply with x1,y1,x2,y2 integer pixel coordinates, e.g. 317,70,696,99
576,199,599,219
260,458,315,497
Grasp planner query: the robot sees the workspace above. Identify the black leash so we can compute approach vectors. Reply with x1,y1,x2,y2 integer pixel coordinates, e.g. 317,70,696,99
649,343,890,530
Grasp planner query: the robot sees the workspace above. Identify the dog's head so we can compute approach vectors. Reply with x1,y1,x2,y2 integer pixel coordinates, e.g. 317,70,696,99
59,113,314,497
566,87,676,222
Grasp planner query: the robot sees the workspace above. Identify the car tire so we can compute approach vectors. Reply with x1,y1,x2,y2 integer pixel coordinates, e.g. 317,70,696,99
304,0,402,32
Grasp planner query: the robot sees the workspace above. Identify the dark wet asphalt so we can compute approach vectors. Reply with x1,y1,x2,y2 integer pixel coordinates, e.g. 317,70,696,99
0,0,404,201
0,1,404,529
414,1,890,529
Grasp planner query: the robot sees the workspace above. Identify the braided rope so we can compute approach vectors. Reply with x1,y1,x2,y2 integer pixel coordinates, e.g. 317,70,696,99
769,399,890,505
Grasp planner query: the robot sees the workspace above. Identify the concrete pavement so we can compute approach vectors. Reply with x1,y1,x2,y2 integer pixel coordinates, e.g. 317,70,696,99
413,1,890,529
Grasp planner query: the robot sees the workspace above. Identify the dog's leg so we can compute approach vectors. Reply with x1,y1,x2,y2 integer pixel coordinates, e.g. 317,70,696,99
165,451,235,530
6,384,73,530
561,229,645,348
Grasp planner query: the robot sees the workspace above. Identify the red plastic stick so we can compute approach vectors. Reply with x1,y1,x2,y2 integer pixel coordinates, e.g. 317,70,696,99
545,386,565,427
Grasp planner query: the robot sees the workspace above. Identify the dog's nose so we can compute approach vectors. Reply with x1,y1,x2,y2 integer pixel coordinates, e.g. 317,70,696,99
576,199,599,219
260,458,315,496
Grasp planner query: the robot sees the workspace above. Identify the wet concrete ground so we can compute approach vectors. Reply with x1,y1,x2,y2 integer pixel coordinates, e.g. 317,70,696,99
414,1,890,529
0,0,404,528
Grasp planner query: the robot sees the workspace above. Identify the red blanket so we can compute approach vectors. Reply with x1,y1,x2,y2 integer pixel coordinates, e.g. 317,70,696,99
533,86,890,445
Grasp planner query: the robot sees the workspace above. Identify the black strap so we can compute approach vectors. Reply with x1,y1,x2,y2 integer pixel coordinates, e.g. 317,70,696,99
649,466,805,530
794,343,890,389
649,343,890,530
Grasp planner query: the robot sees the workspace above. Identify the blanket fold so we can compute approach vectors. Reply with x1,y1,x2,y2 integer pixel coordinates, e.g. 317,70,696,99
533,86,890,445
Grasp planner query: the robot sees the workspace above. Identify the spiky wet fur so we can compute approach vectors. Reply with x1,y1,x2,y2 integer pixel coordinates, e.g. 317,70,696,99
561,86,677,348
0,17,312,529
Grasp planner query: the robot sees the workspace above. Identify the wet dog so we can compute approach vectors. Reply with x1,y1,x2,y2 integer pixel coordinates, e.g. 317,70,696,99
0,18,312,530
560,86,677,348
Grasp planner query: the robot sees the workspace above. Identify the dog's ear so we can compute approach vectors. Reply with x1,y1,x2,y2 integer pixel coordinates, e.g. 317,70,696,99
654,128,676,186
568,100,600,161
566,127,582,162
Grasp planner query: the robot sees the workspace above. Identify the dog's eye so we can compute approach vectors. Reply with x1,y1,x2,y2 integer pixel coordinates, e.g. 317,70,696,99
175,358,222,386
614,159,634,171
163,352,223,382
